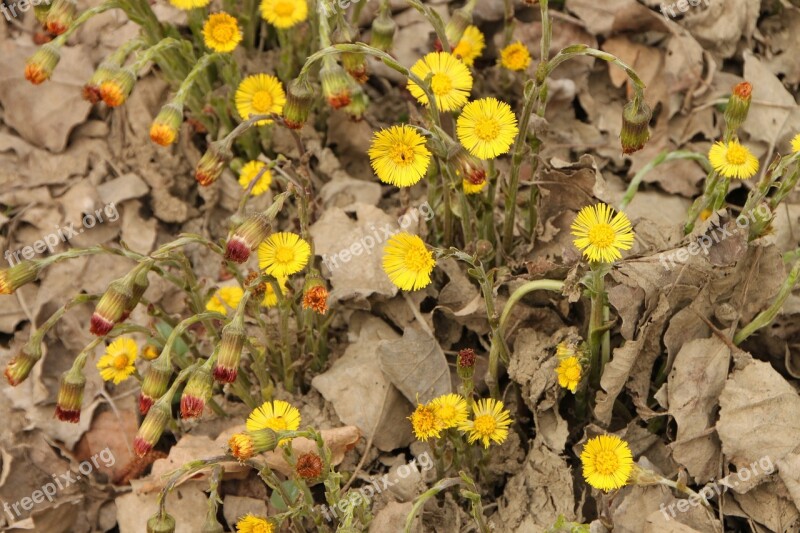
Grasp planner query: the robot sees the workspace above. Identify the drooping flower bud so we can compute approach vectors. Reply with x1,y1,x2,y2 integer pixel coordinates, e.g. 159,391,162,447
146,512,176,533
225,212,271,263
344,84,369,121
90,276,133,336
283,77,314,130
83,62,118,103
453,148,486,186
139,353,172,414
180,365,214,419
213,315,245,383
150,102,184,147
228,428,278,461
134,395,171,456
24,43,60,85
4,340,43,386
342,51,368,84
0,260,42,294
100,67,136,107
444,4,473,46
55,366,85,423
620,99,652,155
44,0,76,36
370,8,396,52
195,142,233,187
724,81,752,133
320,62,352,109
120,262,151,323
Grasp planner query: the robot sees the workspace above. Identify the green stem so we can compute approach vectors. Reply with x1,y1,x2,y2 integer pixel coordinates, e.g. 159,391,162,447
588,264,608,388
619,150,711,211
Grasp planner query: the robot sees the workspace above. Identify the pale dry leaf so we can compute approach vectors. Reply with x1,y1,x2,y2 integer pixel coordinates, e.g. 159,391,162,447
377,326,451,405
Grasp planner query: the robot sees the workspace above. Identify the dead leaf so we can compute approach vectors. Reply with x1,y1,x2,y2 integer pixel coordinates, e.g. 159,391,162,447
377,326,451,404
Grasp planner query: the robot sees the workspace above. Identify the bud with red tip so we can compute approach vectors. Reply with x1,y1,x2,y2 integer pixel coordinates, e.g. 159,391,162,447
150,102,183,147
225,213,271,263
4,340,43,386
195,142,233,187
83,62,117,103
44,0,76,35
320,62,352,109
620,98,652,155
134,394,171,456
24,43,60,85
457,348,476,380
283,77,314,130
724,81,752,133
0,260,42,295
453,148,486,186
120,261,151,323
100,67,136,107
344,84,369,121
180,365,213,419
139,353,172,414
213,315,245,383
228,428,278,461
55,365,85,423
90,276,133,336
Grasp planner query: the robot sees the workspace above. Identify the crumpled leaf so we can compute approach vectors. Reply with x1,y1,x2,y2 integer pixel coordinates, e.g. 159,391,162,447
377,326,451,405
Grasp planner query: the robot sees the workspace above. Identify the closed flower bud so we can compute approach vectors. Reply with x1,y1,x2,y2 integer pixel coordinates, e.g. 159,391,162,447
150,102,183,147
342,51,368,84
180,365,213,419
100,67,136,107
55,367,85,423
214,316,245,383
0,260,41,294
453,149,486,186
620,99,652,155
228,428,278,460
134,395,171,456
344,85,369,121
370,8,396,52
90,277,133,336
24,43,60,85
195,142,232,187
283,77,314,130
121,263,151,322
457,348,476,380
142,344,160,361
225,213,271,263
445,5,472,46
4,341,43,386
320,63,352,109
83,62,117,103
44,0,76,36
302,276,329,315
147,512,176,533
139,354,172,414
724,81,752,133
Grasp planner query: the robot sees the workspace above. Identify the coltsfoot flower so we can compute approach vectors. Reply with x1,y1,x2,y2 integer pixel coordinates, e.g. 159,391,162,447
708,140,759,179
382,233,436,291
792,133,800,154
302,277,329,314
169,0,210,9
458,398,512,448
408,52,473,112
408,402,443,441
368,125,431,187
246,400,301,446
457,98,518,160
556,356,582,393
238,161,272,196
262,276,287,307
96,337,138,385
202,12,242,53
235,74,286,126
462,178,487,194
0,260,41,294
149,103,183,147
228,429,278,460
44,0,76,36
180,365,213,418
580,434,634,492
205,286,245,316
571,203,635,263
452,25,485,66
500,42,531,71
430,393,469,429
236,514,275,533
258,232,311,278
260,0,307,29
24,44,60,85
99,68,136,107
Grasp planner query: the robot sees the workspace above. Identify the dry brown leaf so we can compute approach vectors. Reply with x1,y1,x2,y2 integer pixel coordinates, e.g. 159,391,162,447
377,326,451,405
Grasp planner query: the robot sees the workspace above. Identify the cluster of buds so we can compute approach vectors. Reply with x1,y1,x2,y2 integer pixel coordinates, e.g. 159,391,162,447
301,275,329,315
180,365,213,419
139,352,172,414
227,428,278,461
24,43,60,85
320,61,352,109
225,213,271,263
0,260,42,295
214,312,246,383
195,141,233,187
282,77,314,130
43,0,76,35
134,394,171,456
55,365,86,423
620,97,652,155
724,81,752,134
149,102,184,147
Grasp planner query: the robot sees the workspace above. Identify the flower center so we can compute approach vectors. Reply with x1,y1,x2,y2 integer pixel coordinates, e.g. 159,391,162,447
726,144,748,165
593,450,620,476
268,416,288,431
473,414,496,437
404,246,431,272
474,118,500,141
113,354,130,370
437,405,455,421
588,223,616,249
212,23,234,43
274,1,295,17
565,364,581,381
275,246,295,263
252,90,274,112
415,409,436,431
430,73,453,96
390,144,415,167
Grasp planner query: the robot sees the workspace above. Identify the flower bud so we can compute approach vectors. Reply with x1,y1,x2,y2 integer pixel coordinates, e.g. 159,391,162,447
134,395,171,456
150,102,183,147
724,81,752,133
195,142,233,187
283,77,314,130
445,5,472,46
90,277,133,336
139,354,172,414
180,365,213,419
142,344,160,361
44,0,76,36
320,62,352,109
344,84,369,121
120,263,151,322
24,43,60,85
453,148,486,186
620,99,652,155
0,260,42,294
225,213,271,263
370,8,396,52
457,348,475,380
4,341,43,386
83,62,118,103
342,51,368,84
302,276,329,315
213,316,245,383
147,512,176,533
55,367,85,423
228,428,278,460
100,67,136,107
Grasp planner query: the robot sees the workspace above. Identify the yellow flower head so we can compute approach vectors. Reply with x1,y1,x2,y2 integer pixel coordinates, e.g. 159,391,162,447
462,178,487,195
452,25,485,67
142,344,159,361
382,233,436,291
206,286,244,316
571,203,635,263
500,42,531,71
408,52,473,112
169,0,210,10
229,433,255,461
458,398,512,448
236,514,275,533
408,402,443,441
368,125,431,187
262,276,288,308
247,399,301,445
556,356,582,393
235,74,286,126
260,0,307,29
239,160,273,196
430,393,468,429
792,133,800,154
457,98,519,160
202,12,242,53
580,434,634,492
258,232,311,278
708,140,759,179
96,337,137,384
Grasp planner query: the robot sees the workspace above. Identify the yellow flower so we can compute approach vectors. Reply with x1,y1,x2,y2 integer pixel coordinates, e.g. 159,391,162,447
169,0,210,10
260,0,307,29
500,42,531,71
206,286,244,316
457,98,519,160
258,232,311,278
262,276,288,308
235,74,286,126
571,203,635,263
452,25,485,66
96,337,137,384
142,344,159,361
580,434,634,492
247,399,301,445
408,402,442,441
458,398,512,448
382,233,436,291
556,356,582,393
556,340,577,359
708,140,759,179
368,125,431,187
462,178,487,194
792,133,800,154
202,12,242,53
236,514,275,533
408,52,473,112
430,393,468,429
238,160,273,196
